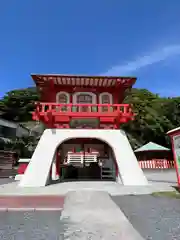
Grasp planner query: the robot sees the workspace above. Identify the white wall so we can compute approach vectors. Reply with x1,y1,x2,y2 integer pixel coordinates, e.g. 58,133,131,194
19,129,148,187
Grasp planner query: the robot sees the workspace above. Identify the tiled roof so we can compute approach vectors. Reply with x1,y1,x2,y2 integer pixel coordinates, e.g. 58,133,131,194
31,74,136,88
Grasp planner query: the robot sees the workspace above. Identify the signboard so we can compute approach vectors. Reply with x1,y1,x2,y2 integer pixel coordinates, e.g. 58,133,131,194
70,118,99,129
173,134,180,184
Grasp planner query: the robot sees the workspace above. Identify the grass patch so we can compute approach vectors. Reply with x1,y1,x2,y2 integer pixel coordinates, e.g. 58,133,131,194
152,191,180,199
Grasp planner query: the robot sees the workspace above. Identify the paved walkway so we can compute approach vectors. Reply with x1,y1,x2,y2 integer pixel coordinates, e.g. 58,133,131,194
60,191,144,239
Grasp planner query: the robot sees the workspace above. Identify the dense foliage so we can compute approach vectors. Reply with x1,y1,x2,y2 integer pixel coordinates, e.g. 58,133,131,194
0,87,180,151
0,87,39,122
123,89,180,148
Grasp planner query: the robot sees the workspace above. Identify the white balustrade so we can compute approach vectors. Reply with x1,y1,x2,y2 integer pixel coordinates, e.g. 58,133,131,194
67,153,97,165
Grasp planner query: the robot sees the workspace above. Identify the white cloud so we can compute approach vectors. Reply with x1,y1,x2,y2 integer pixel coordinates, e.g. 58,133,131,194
102,44,180,76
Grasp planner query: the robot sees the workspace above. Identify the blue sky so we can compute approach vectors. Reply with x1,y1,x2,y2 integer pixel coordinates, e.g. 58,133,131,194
0,0,180,98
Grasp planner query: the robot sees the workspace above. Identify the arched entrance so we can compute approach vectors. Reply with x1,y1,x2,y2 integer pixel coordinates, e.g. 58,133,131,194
19,129,148,187
54,138,118,182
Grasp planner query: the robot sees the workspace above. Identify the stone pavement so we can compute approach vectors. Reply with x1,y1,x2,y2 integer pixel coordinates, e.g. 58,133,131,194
60,191,144,239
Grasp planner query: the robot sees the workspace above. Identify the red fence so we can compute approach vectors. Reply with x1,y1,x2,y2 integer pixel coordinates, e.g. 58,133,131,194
139,160,174,169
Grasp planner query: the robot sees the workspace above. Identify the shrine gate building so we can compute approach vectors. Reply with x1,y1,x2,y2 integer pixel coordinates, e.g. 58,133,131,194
19,74,148,187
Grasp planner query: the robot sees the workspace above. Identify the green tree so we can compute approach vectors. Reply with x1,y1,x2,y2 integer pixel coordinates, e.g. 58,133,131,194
0,87,39,122
122,88,178,149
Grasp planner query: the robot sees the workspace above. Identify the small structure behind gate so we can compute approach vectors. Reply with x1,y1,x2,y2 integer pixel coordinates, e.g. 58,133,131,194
135,142,174,169
0,150,17,178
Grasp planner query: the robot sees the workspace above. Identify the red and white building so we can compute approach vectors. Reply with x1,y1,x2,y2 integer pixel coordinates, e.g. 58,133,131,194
19,74,148,187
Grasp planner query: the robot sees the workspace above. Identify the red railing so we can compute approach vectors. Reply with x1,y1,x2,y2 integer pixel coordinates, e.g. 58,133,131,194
34,102,134,116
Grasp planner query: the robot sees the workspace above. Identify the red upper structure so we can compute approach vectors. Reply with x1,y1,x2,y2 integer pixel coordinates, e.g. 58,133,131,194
32,74,136,129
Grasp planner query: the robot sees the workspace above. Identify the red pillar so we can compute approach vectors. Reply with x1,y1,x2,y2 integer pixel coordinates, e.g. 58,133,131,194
56,150,60,177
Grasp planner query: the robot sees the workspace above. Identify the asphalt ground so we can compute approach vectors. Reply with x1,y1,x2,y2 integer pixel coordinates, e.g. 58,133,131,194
112,194,180,240
0,211,64,240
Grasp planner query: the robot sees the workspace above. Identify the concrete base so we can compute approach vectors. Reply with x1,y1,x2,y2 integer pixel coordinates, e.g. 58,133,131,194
15,174,23,181
0,181,175,196
19,129,148,187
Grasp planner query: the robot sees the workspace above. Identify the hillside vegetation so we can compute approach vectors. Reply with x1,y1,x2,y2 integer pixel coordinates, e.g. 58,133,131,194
0,87,180,152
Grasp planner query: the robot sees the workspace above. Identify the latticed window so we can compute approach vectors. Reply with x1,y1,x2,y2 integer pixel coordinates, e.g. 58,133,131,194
101,94,111,112
57,93,69,111
77,94,93,104
58,94,68,103
77,94,93,112
101,94,110,104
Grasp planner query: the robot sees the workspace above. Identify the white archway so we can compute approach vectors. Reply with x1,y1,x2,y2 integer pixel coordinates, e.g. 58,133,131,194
19,129,148,187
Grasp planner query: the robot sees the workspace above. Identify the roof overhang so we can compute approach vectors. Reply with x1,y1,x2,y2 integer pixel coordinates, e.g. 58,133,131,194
0,118,18,128
31,74,136,89
0,137,12,143
134,142,170,152
134,149,170,153
167,127,180,136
